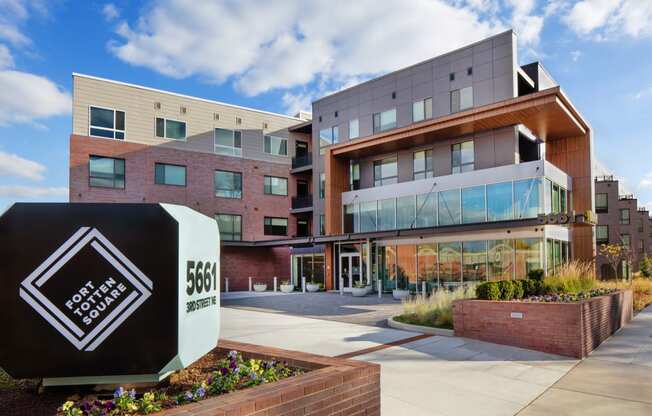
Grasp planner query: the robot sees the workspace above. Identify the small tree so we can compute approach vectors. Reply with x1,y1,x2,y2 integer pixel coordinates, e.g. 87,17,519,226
640,256,652,278
598,243,633,281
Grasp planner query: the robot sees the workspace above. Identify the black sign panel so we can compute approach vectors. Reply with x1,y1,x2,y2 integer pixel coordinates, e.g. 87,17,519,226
0,203,178,379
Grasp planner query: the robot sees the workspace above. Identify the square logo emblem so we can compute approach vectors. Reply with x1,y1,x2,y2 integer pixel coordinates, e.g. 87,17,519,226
19,227,153,351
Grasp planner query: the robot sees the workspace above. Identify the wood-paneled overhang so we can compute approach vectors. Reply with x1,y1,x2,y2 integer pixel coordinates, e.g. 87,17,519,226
329,87,588,159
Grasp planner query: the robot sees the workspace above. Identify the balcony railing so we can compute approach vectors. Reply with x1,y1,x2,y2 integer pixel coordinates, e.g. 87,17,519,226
292,194,313,210
292,153,312,169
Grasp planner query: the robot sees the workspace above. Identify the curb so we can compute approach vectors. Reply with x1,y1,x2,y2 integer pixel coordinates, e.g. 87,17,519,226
387,317,454,337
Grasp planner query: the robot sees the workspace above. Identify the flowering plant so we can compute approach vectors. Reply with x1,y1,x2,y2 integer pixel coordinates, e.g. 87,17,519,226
59,351,302,416
523,287,617,303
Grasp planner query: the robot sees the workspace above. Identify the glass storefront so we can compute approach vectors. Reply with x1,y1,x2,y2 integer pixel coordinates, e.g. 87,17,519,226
291,253,325,286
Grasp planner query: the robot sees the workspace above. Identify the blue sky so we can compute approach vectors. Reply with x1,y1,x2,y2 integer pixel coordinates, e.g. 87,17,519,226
1,0,652,211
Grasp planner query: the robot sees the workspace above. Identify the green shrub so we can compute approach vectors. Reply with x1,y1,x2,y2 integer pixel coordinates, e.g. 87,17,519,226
497,280,515,300
512,280,525,299
528,269,545,281
476,281,500,300
523,279,542,297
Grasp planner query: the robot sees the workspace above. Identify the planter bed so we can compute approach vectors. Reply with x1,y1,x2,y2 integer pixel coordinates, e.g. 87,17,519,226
453,289,633,358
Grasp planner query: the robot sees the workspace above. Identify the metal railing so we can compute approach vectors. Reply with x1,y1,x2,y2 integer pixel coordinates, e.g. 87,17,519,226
292,194,313,209
292,153,312,169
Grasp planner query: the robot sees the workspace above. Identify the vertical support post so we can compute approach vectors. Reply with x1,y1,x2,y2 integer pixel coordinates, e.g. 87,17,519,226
225,278,229,293
273,276,278,292
340,277,344,295
366,238,372,287
378,280,382,299
248,276,252,292
422,281,426,298
302,276,306,293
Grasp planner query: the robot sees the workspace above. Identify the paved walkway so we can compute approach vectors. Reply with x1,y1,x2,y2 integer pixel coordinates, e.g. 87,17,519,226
222,291,403,327
519,305,652,415
221,307,577,415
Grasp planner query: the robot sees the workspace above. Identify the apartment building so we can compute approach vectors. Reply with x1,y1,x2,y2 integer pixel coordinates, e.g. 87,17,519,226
595,176,652,278
309,30,595,292
68,74,313,290
69,29,596,293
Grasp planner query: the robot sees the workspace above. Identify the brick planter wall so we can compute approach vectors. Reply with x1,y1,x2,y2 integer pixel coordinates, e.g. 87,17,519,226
452,290,633,358
157,340,380,416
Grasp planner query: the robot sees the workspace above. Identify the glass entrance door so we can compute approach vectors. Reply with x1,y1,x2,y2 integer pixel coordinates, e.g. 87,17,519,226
339,253,363,291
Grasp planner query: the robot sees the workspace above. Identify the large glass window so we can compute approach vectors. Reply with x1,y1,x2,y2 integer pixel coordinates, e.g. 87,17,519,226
463,241,487,283
462,185,486,224
488,240,514,280
264,176,288,196
343,204,358,233
319,128,334,149
373,156,398,186
214,128,242,156
552,183,560,213
412,97,433,122
154,163,186,186
396,195,416,229
264,135,288,156
359,201,377,232
439,242,462,288
264,217,288,236
349,119,359,139
397,245,417,289
350,161,360,190
89,155,125,189
416,193,436,228
487,182,513,221
620,209,630,225
90,106,125,139
215,214,242,241
597,225,609,244
377,199,396,231
379,246,397,290
514,178,541,219
438,189,461,225
452,141,474,173
596,193,608,213
155,117,186,140
417,244,437,287
413,150,433,180
515,238,542,279
450,86,473,112
373,108,397,133
214,170,242,199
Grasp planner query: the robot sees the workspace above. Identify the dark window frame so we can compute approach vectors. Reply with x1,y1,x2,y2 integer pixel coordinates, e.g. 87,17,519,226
88,155,125,189
596,193,608,213
215,213,242,241
264,175,288,196
264,216,288,236
214,169,243,199
154,162,187,187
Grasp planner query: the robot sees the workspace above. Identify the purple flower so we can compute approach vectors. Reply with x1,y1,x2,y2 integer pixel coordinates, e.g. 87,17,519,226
220,367,229,376
229,360,237,370
228,350,238,359
114,387,125,398
207,376,214,384
185,391,194,401
129,389,136,399
195,387,206,399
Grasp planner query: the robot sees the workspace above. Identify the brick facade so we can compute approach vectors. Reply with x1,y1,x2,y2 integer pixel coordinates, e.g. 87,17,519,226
452,290,633,358
69,134,295,286
158,340,381,416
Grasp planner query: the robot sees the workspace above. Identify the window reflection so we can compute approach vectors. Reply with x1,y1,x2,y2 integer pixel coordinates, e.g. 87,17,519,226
416,193,436,228
514,178,541,219
488,240,514,280
487,182,513,221
439,242,462,288
417,244,438,288
438,189,461,225
396,195,416,229
463,241,487,282
462,185,486,224
378,198,396,231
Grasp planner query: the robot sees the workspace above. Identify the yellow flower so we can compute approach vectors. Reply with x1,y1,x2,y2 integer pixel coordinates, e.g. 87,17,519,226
62,401,74,411
128,403,138,411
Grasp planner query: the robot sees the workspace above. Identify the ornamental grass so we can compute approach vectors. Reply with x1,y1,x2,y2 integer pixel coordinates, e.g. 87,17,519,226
396,285,476,329
597,278,652,312
541,260,596,295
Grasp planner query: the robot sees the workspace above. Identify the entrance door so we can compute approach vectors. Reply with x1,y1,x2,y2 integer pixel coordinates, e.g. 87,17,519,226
339,253,363,291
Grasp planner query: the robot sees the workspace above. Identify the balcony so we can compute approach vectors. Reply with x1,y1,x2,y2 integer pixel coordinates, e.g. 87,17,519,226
291,194,313,213
291,154,312,173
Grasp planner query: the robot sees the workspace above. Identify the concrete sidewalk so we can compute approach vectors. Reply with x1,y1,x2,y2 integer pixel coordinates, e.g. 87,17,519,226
520,305,652,415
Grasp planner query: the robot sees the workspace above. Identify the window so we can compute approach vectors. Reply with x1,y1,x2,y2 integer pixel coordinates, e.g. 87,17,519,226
319,215,325,235
416,193,436,228
639,239,644,253
319,127,338,149
515,238,542,278
639,219,645,233
412,98,433,122
264,135,288,156
378,198,396,231
154,163,186,186
215,214,241,241
413,150,433,180
264,176,288,196
438,189,461,226
439,242,461,286
214,170,242,199
488,240,513,280
155,117,186,140
214,128,242,156
319,173,325,199
620,208,630,225
89,106,125,139
596,193,608,213
264,217,288,236
450,86,473,112
89,156,125,189
462,185,486,224
360,201,377,232
514,178,541,219
349,161,360,190
452,141,474,173
621,234,631,249
463,241,487,282
349,119,359,139
487,182,513,221
396,195,416,229
596,225,609,244
373,156,398,186
372,108,397,133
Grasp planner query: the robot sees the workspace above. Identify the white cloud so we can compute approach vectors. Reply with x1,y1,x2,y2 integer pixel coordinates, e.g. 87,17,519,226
109,0,505,103
102,3,119,22
570,49,582,62
563,0,652,39
633,86,652,100
0,70,71,126
639,172,652,189
0,0,49,47
506,0,545,46
0,43,12,68
0,150,46,181
0,185,68,198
